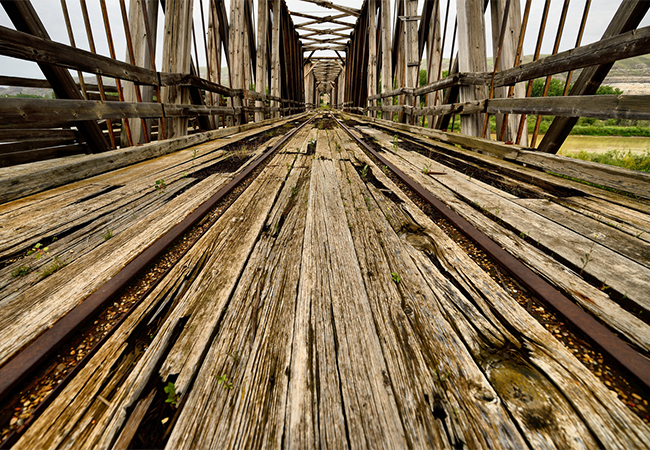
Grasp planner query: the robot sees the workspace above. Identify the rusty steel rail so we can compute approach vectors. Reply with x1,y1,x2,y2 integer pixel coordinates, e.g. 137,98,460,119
333,114,650,392
0,114,316,407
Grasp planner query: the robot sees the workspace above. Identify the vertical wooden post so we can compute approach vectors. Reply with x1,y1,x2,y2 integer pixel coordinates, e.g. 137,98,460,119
403,0,418,124
271,0,281,117
380,0,391,120
208,0,222,127
229,0,245,125
161,0,194,138
425,0,441,128
457,0,488,137
122,0,158,145
490,0,525,142
255,0,268,121
338,67,345,108
367,0,377,117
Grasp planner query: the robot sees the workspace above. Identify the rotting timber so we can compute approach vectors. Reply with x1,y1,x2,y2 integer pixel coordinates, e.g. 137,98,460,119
1,0,650,448
1,114,649,449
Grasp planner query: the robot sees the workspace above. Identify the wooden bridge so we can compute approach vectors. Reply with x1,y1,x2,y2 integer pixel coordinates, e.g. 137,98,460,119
0,1,649,449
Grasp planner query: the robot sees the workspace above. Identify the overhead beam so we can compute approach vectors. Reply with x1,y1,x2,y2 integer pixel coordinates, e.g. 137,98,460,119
299,0,360,17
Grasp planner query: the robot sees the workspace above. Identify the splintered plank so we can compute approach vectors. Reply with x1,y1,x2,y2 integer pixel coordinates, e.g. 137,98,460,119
514,198,650,268
336,129,650,449
373,140,650,352
165,153,313,449
333,130,531,449
378,138,650,311
285,131,407,449
0,149,264,366
81,128,313,450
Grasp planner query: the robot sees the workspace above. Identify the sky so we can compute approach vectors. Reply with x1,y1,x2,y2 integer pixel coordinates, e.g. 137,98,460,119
1,0,649,81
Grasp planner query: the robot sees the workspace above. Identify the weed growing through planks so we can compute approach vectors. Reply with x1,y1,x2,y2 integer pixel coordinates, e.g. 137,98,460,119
580,237,598,275
192,148,199,175
227,351,240,364
336,143,342,153
216,374,233,389
433,368,451,382
102,228,114,241
382,165,389,175
164,382,179,408
636,230,646,239
391,272,401,284
155,179,166,195
41,256,66,278
361,164,369,181
23,243,66,278
12,266,30,277
519,231,528,240
364,197,371,211
392,135,399,150
422,164,431,175
27,242,48,261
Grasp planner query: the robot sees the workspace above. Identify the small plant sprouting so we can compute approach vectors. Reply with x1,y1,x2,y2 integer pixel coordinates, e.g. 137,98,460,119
164,382,179,407
27,243,49,260
216,374,233,389
382,165,389,174
227,351,240,364
361,164,369,181
580,238,597,275
391,272,401,284
155,179,166,195
433,368,451,382
422,164,431,175
41,256,65,278
392,135,399,150
336,143,342,153
12,266,30,277
636,230,646,239
103,228,114,241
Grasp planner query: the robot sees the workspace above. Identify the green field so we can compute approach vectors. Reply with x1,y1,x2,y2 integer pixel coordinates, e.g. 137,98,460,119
555,136,650,172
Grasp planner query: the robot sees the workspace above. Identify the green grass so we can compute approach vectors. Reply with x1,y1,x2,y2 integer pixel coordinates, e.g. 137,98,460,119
563,149,650,172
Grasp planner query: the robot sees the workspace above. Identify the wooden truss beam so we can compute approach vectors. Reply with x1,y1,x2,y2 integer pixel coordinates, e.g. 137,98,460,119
538,0,650,152
1,0,109,152
299,0,360,17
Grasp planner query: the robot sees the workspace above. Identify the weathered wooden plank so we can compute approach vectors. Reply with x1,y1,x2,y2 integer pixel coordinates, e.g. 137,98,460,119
0,113,308,204
336,133,537,448
343,134,650,447
0,143,85,167
515,198,650,269
456,0,488,136
487,94,650,120
83,131,313,449
372,139,650,351
515,150,650,200
166,154,313,449
0,98,163,124
0,24,159,86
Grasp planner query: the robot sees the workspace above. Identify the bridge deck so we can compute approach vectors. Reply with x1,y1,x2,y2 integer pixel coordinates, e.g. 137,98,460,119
1,118,649,449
